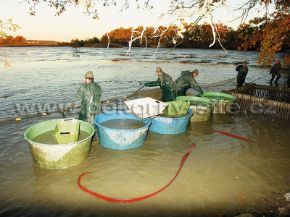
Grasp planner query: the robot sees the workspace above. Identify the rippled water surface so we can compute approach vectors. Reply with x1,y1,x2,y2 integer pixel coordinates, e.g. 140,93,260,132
0,47,269,118
0,47,289,217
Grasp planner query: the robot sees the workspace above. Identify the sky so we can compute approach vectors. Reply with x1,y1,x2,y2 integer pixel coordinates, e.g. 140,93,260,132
0,0,270,42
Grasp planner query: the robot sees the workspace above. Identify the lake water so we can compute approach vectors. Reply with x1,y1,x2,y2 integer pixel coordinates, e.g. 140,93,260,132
0,47,270,119
0,47,289,217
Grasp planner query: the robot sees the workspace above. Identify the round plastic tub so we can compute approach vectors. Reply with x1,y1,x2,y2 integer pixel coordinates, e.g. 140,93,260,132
176,96,214,106
202,92,236,114
95,111,151,150
177,96,213,122
24,119,95,169
149,110,192,134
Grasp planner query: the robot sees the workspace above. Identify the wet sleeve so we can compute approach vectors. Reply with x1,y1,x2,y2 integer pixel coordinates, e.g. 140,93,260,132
189,77,203,93
76,85,84,100
144,81,159,87
96,85,102,98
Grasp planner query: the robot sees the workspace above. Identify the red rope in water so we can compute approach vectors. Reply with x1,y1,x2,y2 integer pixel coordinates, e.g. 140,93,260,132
77,143,196,203
77,131,254,202
213,130,255,143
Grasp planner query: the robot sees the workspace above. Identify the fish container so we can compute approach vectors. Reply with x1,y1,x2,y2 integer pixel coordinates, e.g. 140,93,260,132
149,110,192,134
124,97,167,118
176,96,213,122
202,92,236,114
95,111,151,150
163,100,190,117
24,119,95,169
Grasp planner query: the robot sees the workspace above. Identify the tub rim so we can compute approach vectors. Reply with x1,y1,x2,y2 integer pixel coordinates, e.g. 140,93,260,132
152,109,193,120
24,119,95,147
176,96,214,106
95,110,151,132
202,91,237,101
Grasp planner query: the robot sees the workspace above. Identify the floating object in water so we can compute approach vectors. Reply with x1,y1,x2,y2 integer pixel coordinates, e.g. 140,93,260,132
77,143,197,203
202,92,236,114
53,118,80,144
213,130,255,143
125,97,167,118
15,117,21,122
149,110,192,134
163,100,190,117
176,96,213,122
111,58,129,62
95,111,151,150
24,119,95,169
4,59,12,68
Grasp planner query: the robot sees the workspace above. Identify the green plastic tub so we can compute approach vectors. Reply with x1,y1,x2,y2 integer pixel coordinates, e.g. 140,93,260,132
24,119,95,169
202,92,236,114
176,96,213,122
176,96,214,106
163,100,190,117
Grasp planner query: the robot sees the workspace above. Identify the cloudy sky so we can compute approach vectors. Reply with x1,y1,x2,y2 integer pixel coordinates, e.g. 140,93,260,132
0,0,270,41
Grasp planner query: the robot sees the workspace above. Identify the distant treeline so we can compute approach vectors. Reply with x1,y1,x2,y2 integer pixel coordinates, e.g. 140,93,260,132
0,36,27,45
0,35,70,46
70,23,289,51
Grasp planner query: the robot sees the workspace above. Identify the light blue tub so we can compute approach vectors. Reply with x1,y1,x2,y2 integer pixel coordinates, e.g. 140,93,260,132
95,111,151,150
149,110,193,134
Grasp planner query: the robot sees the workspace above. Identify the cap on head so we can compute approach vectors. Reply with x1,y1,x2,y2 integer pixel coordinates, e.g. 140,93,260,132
156,67,163,72
192,69,199,74
84,71,94,78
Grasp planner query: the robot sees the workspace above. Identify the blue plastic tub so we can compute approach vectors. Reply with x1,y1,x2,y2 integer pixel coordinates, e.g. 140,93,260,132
95,111,151,150
149,110,192,134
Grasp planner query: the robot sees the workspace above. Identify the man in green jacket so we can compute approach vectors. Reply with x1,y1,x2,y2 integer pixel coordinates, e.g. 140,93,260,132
175,69,203,96
76,71,102,125
270,59,281,84
236,61,248,88
144,67,177,102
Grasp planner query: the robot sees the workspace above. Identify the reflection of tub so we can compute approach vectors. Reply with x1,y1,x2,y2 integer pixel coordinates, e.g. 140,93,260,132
24,119,95,169
95,111,151,150
149,110,192,134
202,92,236,114
177,96,213,122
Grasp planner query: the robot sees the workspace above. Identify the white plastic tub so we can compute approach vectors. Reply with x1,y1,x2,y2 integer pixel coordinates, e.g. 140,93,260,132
125,97,168,118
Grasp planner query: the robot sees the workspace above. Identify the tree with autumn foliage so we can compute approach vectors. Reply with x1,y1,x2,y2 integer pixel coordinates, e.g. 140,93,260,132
237,1,289,65
0,35,26,45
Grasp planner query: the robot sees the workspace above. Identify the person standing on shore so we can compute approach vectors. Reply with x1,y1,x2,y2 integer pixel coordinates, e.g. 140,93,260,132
175,69,203,96
76,71,102,125
236,61,249,88
270,59,281,85
144,67,177,102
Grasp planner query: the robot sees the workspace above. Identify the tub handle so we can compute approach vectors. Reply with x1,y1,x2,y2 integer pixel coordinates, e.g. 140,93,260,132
63,118,75,122
60,132,70,135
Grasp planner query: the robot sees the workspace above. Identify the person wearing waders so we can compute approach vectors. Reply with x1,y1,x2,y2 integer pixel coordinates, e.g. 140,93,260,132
144,67,177,102
175,69,203,96
270,59,281,85
236,61,248,88
76,71,102,125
